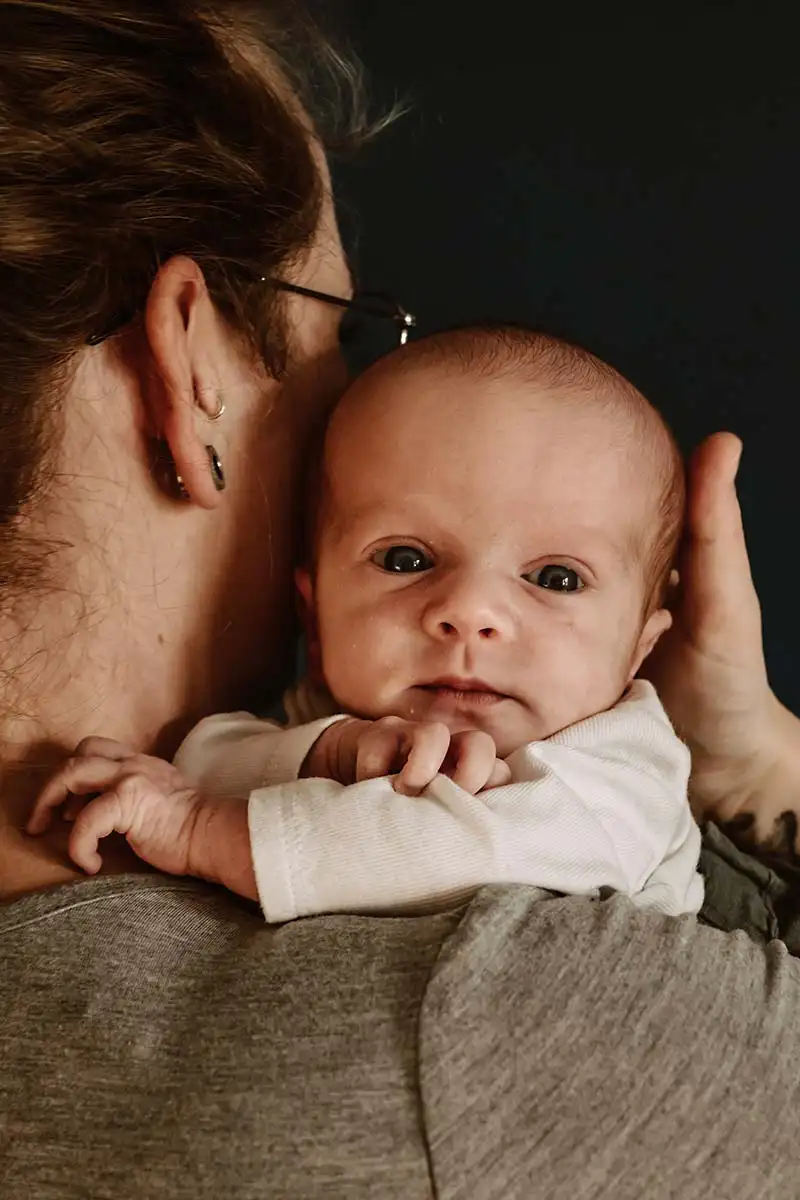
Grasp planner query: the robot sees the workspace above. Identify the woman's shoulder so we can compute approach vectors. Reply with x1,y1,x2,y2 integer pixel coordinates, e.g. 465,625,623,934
0,871,459,997
4,879,800,1198
419,887,800,1197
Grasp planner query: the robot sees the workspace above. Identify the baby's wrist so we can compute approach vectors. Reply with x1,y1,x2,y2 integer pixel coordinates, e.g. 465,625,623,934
187,795,257,902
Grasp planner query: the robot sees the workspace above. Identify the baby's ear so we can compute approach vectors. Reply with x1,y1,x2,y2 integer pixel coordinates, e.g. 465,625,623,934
629,607,673,681
295,567,323,683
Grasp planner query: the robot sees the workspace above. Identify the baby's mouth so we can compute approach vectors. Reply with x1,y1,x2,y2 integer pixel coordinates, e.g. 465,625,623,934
417,677,509,707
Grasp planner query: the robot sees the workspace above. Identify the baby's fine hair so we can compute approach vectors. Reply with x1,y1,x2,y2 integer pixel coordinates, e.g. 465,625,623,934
380,324,685,611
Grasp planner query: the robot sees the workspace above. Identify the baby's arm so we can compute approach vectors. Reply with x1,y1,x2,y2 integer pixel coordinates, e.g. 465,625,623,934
27,681,698,920
176,709,510,798
173,710,349,799
25,718,508,898
24,711,354,900
246,681,701,922
26,737,259,900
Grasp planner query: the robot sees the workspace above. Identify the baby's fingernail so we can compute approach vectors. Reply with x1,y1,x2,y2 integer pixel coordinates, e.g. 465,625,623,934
395,779,421,797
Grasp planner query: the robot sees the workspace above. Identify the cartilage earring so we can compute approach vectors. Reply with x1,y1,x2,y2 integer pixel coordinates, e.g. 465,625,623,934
207,392,225,421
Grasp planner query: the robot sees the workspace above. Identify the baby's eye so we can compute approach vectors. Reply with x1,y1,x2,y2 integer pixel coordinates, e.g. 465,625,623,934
523,564,585,592
372,545,433,573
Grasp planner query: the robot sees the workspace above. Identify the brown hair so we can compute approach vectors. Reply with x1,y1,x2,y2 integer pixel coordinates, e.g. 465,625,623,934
0,0,378,598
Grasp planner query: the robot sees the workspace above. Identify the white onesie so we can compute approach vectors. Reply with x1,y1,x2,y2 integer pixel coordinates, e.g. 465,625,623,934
174,679,703,924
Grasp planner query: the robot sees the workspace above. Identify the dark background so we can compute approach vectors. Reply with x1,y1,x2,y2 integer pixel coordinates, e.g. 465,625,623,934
331,0,799,711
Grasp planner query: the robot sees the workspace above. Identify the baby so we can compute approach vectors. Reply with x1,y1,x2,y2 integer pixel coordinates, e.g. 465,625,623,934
28,327,704,921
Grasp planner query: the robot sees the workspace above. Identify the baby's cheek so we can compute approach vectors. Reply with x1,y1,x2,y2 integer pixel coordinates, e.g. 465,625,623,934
317,609,390,712
545,624,631,722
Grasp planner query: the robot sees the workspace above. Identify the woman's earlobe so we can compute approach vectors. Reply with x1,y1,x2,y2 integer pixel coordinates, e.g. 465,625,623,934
143,257,228,510
150,437,226,505
151,440,189,502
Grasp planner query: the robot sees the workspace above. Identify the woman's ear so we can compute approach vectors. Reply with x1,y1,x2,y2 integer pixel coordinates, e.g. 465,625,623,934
143,255,226,509
629,607,673,681
295,567,324,683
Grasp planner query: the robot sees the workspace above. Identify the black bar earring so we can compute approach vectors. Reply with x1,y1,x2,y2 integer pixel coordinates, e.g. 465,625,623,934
206,446,226,492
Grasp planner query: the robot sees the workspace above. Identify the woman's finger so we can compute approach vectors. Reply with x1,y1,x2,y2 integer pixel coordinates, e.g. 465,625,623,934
681,432,763,656
447,731,498,794
68,793,126,875
26,756,126,835
395,723,451,795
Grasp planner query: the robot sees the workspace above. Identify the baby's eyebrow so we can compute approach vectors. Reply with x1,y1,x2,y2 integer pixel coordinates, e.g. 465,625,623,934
540,523,629,565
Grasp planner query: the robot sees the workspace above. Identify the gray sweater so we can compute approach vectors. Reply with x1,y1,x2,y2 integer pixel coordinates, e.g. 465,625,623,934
2,874,800,1198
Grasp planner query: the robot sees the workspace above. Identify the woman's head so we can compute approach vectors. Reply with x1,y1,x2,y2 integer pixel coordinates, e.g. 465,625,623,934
0,0,369,762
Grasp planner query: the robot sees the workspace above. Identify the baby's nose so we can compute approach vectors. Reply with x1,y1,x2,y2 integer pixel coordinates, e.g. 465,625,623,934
422,579,513,643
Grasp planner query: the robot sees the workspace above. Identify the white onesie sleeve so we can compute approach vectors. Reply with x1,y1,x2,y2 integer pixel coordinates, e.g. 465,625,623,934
174,711,347,800
178,680,702,924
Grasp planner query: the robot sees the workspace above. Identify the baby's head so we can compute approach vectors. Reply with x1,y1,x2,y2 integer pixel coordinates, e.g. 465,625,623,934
298,327,684,756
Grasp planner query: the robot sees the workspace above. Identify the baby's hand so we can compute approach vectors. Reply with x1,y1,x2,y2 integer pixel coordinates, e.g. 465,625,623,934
26,736,205,878
306,717,511,796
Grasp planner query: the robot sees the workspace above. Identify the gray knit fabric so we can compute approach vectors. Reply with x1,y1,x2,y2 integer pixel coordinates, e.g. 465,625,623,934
2,875,800,1198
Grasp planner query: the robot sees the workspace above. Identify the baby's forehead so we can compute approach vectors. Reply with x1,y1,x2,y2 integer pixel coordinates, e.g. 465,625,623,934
329,354,662,472
320,328,683,591
326,383,663,536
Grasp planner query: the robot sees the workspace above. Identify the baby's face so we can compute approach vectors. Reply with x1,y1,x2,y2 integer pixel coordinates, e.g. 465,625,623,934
300,364,670,757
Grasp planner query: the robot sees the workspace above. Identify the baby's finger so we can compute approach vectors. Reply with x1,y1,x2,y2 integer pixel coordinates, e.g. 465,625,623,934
448,731,498,794
396,723,451,796
63,794,92,823
484,758,512,790
27,756,126,835
68,794,126,875
74,736,135,761
356,727,402,782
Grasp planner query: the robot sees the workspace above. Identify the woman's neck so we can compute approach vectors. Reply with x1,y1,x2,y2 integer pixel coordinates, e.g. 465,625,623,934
0,458,221,901
0,596,197,901
0,334,300,903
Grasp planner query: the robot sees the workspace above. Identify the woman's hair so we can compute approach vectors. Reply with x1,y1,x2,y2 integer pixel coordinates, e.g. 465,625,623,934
0,0,377,597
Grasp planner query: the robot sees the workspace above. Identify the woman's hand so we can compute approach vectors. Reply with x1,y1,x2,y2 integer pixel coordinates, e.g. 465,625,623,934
643,432,800,846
